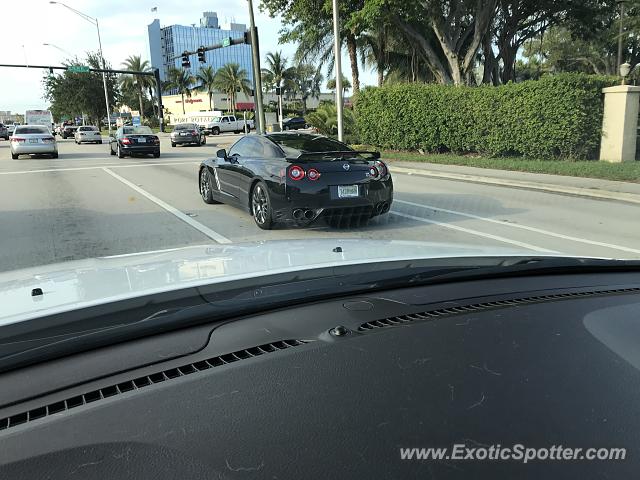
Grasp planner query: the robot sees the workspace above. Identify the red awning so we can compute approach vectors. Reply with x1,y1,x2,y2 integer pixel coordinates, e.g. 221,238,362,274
236,102,255,110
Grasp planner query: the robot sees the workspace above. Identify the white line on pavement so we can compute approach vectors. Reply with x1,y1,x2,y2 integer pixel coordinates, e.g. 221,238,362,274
0,161,200,176
395,199,640,255
391,211,555,253
101,167,232,244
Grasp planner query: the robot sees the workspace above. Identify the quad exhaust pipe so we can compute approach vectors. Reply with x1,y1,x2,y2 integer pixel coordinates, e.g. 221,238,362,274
375,202,390,214
293,208,318,222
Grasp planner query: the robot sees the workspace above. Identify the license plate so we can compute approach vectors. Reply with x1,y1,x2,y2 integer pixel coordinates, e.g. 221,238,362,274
179,132,188,136
29,139,38,143
137,137,146,143
337,185,359,198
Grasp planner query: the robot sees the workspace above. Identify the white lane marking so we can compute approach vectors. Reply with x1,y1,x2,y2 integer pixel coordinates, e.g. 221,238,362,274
395,199,640,255
391,212,556,253
101,167,232,244
0,161,199,176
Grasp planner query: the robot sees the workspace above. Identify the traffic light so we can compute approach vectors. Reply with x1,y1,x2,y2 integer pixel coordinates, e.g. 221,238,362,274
243,31,251,44
197,46,206,63
275,87,282,96
181,51,190,68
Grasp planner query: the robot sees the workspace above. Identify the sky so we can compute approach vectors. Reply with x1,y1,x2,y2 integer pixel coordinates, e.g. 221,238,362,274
0,0,376,114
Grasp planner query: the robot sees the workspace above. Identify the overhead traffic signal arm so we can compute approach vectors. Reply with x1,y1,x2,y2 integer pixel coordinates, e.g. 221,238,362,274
172,33,252,66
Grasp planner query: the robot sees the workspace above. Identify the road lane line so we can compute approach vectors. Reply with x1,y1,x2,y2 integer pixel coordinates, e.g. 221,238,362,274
391,212,556,253
395,199,640,255
101,167,232,244
0,161,199,176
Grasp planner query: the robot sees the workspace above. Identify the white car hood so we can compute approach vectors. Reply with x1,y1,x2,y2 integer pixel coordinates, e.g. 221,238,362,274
0,240,533,326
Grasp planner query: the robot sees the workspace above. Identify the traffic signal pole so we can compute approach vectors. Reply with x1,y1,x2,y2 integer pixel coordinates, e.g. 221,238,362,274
247,0,266,134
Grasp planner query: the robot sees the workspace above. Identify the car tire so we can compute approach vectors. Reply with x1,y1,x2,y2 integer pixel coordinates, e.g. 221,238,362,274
283,125,289,131
110,146,116,156
200,168,221,205
51,152,58,159
11,152,18,160
153,152,160,158
251,181,274,230
201,136,206,145
117,144,125,158
212,127,220,135
244,125,250,133
171,142,176,147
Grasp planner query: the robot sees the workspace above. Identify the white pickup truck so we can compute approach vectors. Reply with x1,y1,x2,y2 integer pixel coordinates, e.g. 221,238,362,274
205,115,254,135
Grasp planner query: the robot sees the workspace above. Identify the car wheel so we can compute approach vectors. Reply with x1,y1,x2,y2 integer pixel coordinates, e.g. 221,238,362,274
153,152,160,158
200,168,221,204
212,127,220,135
251,182,274,230
51,152,58,159
244,125,250,133
171,142,176,147
11,152,18,160
117,144,125,158
283,125,289,131
202,136,206,145
110,145,116,156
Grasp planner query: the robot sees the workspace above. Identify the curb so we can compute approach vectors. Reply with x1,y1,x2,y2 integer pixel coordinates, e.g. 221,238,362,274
389,166,640,205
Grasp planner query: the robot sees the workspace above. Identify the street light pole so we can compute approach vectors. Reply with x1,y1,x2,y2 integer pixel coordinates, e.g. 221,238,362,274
50,1,112,136
332,0,344,142
617,0,627,70
43,43,74,58
247,0,265,134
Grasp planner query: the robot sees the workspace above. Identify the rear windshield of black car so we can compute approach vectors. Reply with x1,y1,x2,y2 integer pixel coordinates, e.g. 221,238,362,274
174,124,197,130
268,134,352,156
124,126,153,135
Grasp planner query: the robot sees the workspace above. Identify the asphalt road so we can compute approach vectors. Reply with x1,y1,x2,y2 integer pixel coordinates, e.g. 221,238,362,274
1,133,640,273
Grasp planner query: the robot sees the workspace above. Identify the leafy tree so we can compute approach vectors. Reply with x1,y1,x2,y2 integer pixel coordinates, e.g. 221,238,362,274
42,52,119,125
120,55,151,119
292,64,323,114
261,51,295,92
196,65,217,111
213,63,252,115
166,68,195,114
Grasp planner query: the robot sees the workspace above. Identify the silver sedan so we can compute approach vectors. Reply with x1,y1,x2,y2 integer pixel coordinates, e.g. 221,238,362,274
74,125,102,144
10,125,58,159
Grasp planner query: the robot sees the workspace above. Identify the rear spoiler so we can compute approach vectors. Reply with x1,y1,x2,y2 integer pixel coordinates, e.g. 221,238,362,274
295,150,380,161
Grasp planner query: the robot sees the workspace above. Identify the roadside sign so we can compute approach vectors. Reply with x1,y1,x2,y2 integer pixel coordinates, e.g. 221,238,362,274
222,37,231,47
132,116,141,126
67,65,90,73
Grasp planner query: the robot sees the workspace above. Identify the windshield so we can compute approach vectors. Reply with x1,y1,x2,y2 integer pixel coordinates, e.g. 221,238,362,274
174,124,197,130
123,126,153,135
0,4,638,321
14,126,49,134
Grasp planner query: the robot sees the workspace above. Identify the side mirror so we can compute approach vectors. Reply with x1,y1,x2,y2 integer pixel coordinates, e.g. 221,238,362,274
216,149,227,159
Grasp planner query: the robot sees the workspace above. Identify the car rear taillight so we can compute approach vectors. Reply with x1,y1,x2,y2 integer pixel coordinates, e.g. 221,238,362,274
191,130,198,135
42,137,55,143
375,160,388,177
307,168,321,180
288,165,306,181
11,137,25,143
121,137,132,145
369,166,379,178
152,136,160,144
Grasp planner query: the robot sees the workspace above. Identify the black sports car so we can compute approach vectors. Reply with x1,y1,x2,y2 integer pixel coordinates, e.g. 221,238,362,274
198,132,393,229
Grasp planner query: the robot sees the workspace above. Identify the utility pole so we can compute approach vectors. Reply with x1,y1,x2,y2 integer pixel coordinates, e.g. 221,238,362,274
247,0,265,134
332,0,344,141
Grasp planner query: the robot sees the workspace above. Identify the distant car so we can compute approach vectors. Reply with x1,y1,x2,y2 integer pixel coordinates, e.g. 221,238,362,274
0,123,8,140
10,125,58,159
109,125,160,158
6,123,20,136
74,125,102,144
282,117,307,130
61,125,78,139
170,123,206,147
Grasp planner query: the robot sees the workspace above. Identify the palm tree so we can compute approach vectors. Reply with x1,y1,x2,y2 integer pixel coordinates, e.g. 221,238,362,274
166,68,195,114
262,51,295,93
326,75,352,96
292,64,323,115
213,63,251,115
120,55,151,119
196,65,217,111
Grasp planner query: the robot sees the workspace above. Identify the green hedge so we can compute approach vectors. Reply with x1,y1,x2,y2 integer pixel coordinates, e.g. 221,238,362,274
355,74,617,159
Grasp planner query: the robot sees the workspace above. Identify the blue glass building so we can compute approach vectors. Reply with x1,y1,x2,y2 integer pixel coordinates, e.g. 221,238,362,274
148,12,254,96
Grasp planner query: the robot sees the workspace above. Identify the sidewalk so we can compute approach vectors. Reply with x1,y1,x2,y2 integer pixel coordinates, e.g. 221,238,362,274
388,160,640,205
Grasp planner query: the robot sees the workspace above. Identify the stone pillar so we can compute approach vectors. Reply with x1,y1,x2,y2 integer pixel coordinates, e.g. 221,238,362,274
600,85,640,163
